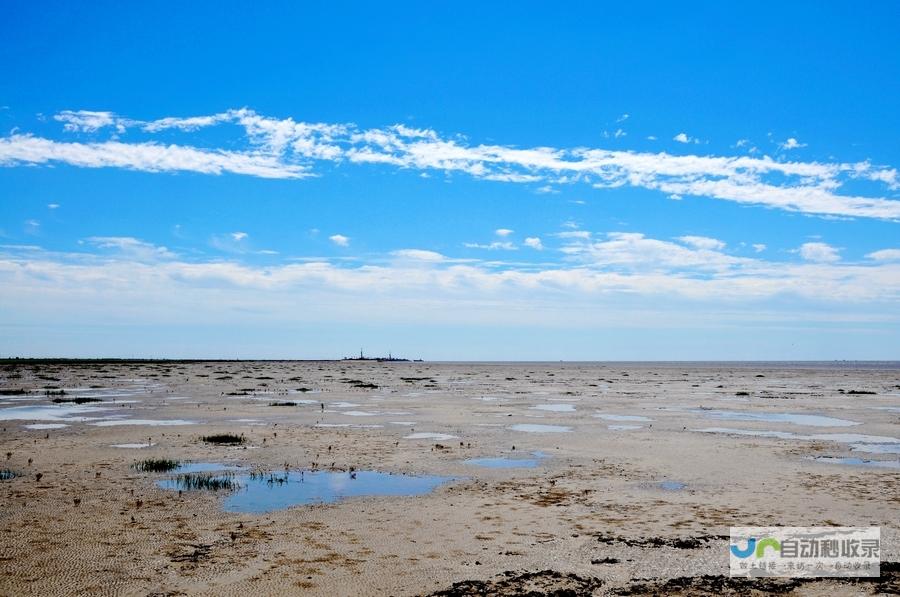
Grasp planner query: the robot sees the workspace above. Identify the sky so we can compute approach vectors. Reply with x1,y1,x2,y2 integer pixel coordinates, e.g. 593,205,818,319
1,1,899,360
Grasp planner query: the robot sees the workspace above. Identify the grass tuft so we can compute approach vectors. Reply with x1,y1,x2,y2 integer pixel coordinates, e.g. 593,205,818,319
173,472,238,491
132,458,180,472
201,433,245,445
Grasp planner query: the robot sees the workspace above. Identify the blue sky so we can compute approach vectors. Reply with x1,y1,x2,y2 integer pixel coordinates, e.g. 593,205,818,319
1,1,899,359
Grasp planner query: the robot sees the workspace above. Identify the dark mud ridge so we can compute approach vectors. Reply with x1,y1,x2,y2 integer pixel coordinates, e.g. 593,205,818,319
429,562,899,596
429,570,603,596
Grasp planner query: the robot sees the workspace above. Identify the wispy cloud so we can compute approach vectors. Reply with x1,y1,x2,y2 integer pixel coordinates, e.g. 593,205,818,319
464,241,517,251
780,137,807,150
524,237,543,250
866,248,900,262
799,242,840,263
2,236,898,328
83,236,176,261
329,234,350,247
677,235,726,251
1,108,898,218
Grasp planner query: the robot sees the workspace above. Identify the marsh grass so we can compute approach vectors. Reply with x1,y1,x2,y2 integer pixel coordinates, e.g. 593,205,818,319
201,433,245,445
0,388,29,395
248,469,289,485
174,472,238,491
52,397,102,404
132,458,180,472
268,401,297,407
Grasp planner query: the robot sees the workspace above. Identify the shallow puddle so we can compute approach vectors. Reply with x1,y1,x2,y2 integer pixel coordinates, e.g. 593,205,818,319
691,409,859,427
594,413,652,422
0,404,110,422
404,432,457,440
850,443,900,455
509,423,572,433
464,456,540,468
91,419,196,427
530,404,576,412
695,427,900,446
811,457,900,470
158,469,455,513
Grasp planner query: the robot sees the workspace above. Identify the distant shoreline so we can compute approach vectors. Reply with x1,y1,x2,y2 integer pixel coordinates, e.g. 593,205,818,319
2,357,899,369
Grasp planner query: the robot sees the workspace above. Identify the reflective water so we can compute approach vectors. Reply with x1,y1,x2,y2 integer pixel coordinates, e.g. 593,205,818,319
594,413,652,422
509,424,572,433
404,432,457,440
812,457,900,470
691,409,859,427
530,404,576,412
464,457,540,468
158,469,455,513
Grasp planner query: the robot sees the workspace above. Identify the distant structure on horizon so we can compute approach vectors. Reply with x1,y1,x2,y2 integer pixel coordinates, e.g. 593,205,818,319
342,348,419,362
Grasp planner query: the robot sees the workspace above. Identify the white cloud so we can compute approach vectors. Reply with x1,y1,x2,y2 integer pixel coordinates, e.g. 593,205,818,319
231,232,248,241
329,234,350,247
780,137,807,150
673,132,692,144
752,243,767,253
616,113,630,123
47,203,60,209
464,241,516,251
391,249,446,262
53,110,133,133
562,232,746,271
1,108,898,219
677,235,726,251
0,134,308,179
24,219,40,234
799,242,840,263
555,230,592,240
495,228,514,237
84,236,175,261
866,248,900,262
524,237,544,250
2,236,899,331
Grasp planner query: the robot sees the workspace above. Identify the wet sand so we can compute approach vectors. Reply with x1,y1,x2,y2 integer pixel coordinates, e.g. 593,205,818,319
1,360,898,595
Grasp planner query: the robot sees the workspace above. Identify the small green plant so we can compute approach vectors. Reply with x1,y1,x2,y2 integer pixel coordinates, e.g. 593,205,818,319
173,472,238,491
132,458,180,472
201,433,245,445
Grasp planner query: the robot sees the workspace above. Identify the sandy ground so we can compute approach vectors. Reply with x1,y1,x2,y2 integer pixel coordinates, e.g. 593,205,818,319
0,360,898,596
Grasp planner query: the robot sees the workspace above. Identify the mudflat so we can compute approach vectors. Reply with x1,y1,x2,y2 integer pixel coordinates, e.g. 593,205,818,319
1,360,898,595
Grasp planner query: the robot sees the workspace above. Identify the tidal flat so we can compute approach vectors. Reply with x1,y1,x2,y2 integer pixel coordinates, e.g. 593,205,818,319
1,360,899,595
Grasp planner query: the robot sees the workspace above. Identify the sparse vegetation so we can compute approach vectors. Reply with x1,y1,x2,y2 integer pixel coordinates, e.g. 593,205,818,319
173,472,238,491
132,458,180,472
201,433,245,445
268,401,297,407
0,388,29,395
52,396,102,404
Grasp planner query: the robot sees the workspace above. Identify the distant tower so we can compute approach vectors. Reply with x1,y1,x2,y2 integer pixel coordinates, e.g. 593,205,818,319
360,348,364,359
